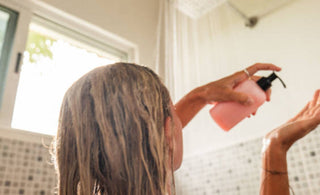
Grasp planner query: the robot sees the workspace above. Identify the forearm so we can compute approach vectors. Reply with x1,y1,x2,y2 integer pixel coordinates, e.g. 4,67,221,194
175,87,207,128
260,143,289,195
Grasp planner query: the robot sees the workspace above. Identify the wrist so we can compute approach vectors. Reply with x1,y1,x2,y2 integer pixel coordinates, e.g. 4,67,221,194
262,168,287,175
264,139,287,154
188,86,208,105
262,140,288,172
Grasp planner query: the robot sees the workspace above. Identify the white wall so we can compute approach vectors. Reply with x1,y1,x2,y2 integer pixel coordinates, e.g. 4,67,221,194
181,0,320,157
40,0,160,69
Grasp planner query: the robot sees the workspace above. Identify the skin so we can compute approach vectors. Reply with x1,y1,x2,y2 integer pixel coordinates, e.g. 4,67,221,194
166,63,282,167
165,103,183,171
260,90,320,195
164,103,183,194
164,63,320,194
174,63,280,128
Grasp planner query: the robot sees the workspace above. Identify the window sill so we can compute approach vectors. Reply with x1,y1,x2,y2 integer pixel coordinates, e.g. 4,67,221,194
0,126,53,144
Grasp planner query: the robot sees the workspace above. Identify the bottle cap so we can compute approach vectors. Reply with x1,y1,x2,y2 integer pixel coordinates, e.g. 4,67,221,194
256,72,286,91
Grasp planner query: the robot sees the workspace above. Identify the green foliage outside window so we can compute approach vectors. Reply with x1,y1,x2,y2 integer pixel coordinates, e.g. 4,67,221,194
26,31,56,63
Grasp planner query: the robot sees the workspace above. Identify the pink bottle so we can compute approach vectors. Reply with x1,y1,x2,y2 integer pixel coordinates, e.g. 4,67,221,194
210,72,286,131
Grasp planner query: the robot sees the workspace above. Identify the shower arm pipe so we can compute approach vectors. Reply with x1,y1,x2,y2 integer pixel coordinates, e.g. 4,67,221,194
226,0,259,28
226,0,296,28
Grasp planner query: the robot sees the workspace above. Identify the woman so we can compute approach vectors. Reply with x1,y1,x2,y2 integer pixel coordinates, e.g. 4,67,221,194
54,62,320,195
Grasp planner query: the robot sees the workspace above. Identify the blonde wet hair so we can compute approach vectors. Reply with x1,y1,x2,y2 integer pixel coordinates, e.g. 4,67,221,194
53,63,173,195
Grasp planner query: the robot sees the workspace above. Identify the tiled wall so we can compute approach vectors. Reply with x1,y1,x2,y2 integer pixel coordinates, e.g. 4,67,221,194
1,127,320,195
0,131,56,195
175,127,320,195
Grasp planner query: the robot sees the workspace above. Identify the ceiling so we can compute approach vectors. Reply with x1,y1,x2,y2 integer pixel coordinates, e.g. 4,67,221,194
175,0,227,18
176,0,294,19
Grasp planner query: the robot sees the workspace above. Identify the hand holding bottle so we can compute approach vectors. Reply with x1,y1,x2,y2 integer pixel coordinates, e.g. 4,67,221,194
175,63,281,128
200,63,281,105
196,63,282,131
210,70,286,131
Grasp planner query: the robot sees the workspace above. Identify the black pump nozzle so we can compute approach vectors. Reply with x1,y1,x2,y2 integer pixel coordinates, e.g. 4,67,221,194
256,72,286,91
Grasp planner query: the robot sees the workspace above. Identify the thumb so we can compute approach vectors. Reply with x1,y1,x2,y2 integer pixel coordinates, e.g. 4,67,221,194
227,91,254,106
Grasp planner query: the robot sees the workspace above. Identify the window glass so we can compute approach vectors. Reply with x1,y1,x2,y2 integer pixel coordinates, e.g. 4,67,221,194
0,11,10,56
0,6,18,108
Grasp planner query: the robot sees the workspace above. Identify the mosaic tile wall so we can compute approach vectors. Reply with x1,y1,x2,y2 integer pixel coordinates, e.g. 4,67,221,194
175,127,320,195
1,127,320,195
0,136,56,195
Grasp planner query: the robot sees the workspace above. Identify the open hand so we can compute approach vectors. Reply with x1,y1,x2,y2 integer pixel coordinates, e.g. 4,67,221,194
264,90,320,152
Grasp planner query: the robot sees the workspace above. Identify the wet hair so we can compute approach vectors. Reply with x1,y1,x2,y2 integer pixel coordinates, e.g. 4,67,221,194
53,63,173,195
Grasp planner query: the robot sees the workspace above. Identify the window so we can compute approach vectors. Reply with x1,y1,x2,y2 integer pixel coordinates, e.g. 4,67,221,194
0,5,18,108
0,1,136,136
11,16,127,135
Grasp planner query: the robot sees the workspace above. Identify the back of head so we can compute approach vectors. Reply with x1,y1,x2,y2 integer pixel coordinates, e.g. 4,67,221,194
54,63,172,195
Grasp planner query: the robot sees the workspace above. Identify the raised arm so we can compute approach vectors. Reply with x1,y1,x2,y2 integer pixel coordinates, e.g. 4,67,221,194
175,63,281,128
260,90,320,195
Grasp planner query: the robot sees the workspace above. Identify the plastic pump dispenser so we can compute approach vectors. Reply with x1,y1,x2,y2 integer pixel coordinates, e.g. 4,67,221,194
210,72,286,131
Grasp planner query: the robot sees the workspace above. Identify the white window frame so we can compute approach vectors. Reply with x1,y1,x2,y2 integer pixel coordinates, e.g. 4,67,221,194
0,0,139,133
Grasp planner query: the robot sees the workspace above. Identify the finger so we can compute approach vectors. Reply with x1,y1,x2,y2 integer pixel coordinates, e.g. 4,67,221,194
302,116,320,134
305,90,320,116
306,104,320,118
288,102,311,122
317,89,320,104
234,64,281,85
227,90,254,106
246,63,282,77
295,102,320,121
284,119,319,147
314,106,320,119
250,75,261,82
248,76,272,101
265,89,272,102
302,91,320,117
312,89,320,106
311,89,320,106
286,115,320,144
